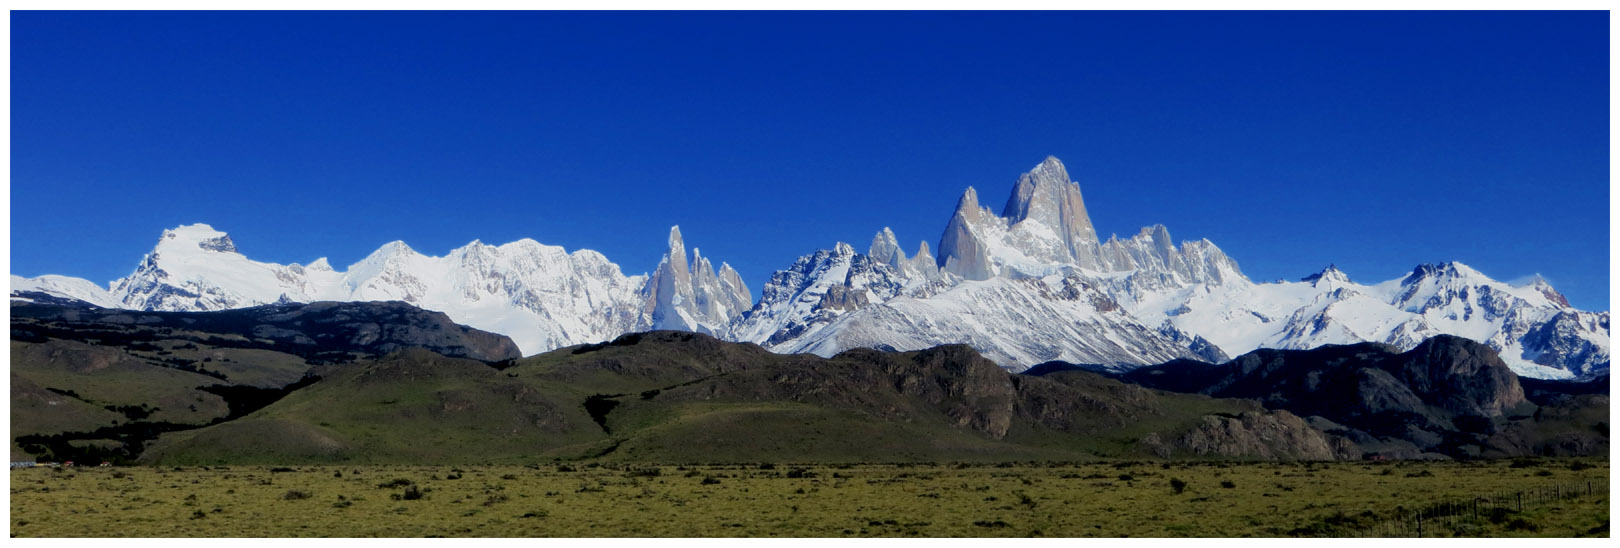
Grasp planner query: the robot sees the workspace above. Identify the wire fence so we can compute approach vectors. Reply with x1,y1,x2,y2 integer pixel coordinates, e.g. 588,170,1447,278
1331,478,1609,538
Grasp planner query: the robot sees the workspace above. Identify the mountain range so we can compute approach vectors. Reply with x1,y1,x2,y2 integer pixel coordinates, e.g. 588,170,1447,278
12,157,1608,380
12,294,1602,464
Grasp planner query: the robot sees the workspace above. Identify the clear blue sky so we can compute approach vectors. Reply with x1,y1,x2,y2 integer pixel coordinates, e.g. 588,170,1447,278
11,11,1610,311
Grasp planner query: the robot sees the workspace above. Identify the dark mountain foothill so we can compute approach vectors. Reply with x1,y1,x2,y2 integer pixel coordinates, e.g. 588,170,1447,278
12,298,521,363
1086,335,1608,459
9,298,522,463
133,330,1356,465
11,293,1604,465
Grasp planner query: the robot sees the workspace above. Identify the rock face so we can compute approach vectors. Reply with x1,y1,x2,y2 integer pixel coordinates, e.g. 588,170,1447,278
13,299,523,363
1169,410,1358,461
1000,156,1102,269
645,226,752,334
1111,335,1591,458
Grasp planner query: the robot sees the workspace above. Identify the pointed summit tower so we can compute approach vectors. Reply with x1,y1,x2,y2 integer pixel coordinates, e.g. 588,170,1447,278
937,157,1107,279
1002,156,1101,268
937,186,998,280
645,225,750,334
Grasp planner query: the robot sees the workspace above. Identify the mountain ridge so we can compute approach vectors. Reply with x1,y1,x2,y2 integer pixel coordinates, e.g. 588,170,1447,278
12,157,1607,379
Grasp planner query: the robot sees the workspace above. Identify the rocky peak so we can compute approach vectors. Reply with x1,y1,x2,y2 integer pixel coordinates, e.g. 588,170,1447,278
1000,156,1101,263
646,226,748,335
869,227,906,269
159,223,239,255
664,226,691,280
1525,275,1571,308
1393,334,1527,417
1302,265,1350,286
937,187,999,280
954,186,983,219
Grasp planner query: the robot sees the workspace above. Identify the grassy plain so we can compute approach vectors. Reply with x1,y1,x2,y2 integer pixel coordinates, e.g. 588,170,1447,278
9,459,1607,538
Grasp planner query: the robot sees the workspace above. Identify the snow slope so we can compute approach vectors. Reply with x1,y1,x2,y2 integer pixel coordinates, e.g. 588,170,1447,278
12,223,746,356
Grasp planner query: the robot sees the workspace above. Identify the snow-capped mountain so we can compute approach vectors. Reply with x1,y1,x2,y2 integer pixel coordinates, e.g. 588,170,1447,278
729,157,1607,379
12,156,1606,379
12,223,747,356
725,228,1227,369
10,274,121,308
645,226,752,335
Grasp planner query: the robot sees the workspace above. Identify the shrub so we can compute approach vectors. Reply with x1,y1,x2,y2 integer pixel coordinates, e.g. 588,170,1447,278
1220,480,1236,489
377,478,414,488
1169,478,1188,494
282,490,313,501
786,468,817,479
700,476,722,485
1506,518,1540,532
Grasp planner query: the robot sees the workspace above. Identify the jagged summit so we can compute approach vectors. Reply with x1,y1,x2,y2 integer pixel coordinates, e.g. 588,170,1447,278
1001,156,1100,264
12,158,1608,379
647,225,751,335
868,228,905,268
1302,265,1350,285
954,186,981,214
729,157,1603,378
667,225,686,253
20,223,755,356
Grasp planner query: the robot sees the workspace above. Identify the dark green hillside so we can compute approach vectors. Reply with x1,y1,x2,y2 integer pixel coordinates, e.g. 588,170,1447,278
510,330,786,394
9,299,525,462
142,332,1355,465
1105,335,1609,459
141,349,603,465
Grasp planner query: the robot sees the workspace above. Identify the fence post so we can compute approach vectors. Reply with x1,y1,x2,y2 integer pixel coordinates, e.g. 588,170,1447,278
1516,492,1522,512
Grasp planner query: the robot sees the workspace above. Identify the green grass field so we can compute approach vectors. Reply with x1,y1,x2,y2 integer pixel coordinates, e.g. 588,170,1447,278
10,459,1607,537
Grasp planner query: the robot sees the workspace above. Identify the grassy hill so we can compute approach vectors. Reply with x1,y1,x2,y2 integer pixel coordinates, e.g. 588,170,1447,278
141,332,1354,465
9,299,524,462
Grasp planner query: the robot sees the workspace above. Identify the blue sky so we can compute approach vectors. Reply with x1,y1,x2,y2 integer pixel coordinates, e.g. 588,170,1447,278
10,11,1610,310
